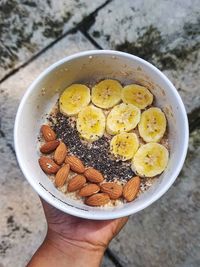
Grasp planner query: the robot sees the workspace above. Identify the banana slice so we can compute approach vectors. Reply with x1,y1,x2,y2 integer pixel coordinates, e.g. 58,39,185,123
138,107,166,142
59,84,90,116
132,143,169,177
91,79,122,109
106,103,141,135
110,133,139,161
122,84,153,109
77,105,105,142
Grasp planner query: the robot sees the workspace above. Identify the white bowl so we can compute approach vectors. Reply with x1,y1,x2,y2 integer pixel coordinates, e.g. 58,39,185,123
14,50,188,220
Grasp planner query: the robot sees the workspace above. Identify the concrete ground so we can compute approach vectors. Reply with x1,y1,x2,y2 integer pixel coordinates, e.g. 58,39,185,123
0,0,200,266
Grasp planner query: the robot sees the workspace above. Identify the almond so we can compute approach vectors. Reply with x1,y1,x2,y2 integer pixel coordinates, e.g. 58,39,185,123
40,140,60,154
100,182,123,200
54,142,67,165
65,156,85,173
55,164,70,187
85,193,110,206
84,168,104,183
123,176,141,202
67,175,86,192
78,184,100,197
41,125,56,142
39,156,60,174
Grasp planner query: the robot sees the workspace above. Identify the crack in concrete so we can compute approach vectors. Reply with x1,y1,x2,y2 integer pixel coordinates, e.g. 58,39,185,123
0,1,198,265
0,27,74,84
0,1,119,263
0,118,5,137
77,0,113,49
0,130,5,138
6,143,16,158
77,0,113,33
188,106,200,132
79,30,103,49
0,0,112,84
105,248,125,267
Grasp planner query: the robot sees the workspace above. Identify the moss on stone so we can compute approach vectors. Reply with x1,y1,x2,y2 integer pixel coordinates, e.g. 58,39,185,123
116,20,200,71
116,25,166,68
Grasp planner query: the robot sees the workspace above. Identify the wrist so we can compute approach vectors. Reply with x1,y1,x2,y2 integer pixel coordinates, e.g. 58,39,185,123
45,229,104,266
28,230,104,267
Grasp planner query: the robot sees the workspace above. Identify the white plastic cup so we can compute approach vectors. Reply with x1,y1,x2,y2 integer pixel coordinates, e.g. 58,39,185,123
14,50,189,220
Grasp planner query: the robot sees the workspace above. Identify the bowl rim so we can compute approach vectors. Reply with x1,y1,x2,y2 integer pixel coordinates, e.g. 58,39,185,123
14,50,189,220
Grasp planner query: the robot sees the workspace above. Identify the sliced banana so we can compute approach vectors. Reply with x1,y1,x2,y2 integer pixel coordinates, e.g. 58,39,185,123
59,84,90,116
106,103,141,135
122,84,153,109
110,133,139,161
132,143,169,177
91,79,122,109
77,105,105,142
138,107,166,142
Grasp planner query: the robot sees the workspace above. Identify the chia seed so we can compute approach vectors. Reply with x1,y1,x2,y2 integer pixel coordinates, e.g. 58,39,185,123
51,112,135,181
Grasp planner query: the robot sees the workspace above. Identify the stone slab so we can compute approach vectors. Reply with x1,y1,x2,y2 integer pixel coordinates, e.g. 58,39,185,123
109,128,200,267
102,255,116,267
0,31,95,145
0,2,200,266
0,136,115,267
0,0,106,80
0,31,99,267
88,0,200,113
0,137,46,267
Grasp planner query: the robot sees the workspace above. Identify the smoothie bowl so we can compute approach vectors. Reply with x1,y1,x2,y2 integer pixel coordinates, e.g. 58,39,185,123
14,50,188,220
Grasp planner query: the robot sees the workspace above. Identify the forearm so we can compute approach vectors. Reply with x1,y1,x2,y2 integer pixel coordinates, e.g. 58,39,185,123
27,233,104,267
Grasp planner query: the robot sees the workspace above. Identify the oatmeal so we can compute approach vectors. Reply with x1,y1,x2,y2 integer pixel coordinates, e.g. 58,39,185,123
38,79,169,207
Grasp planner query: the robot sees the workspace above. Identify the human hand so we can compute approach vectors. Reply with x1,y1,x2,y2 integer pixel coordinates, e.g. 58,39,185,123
28,199,128,267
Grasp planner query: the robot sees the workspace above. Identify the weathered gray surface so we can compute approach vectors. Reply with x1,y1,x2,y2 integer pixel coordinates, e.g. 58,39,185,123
0,0,200,267
0,137,114,267
101,254,116,267
88,0,200,112
0,0,106,80
0,32,95,145
0,137,46,267
0,29,114,266
0,32,95,267
109,128,200,267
